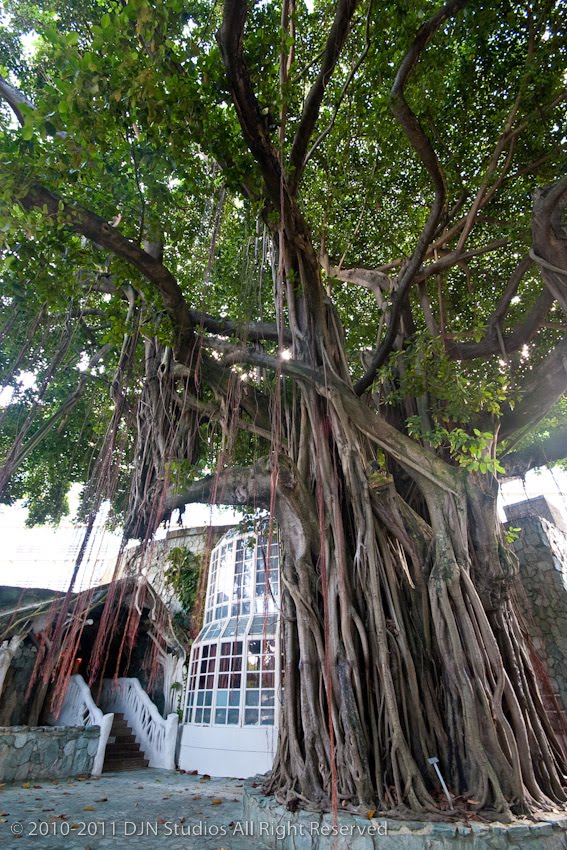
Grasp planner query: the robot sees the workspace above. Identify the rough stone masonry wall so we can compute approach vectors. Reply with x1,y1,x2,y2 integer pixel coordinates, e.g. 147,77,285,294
0,726,100,783
509,514,567,711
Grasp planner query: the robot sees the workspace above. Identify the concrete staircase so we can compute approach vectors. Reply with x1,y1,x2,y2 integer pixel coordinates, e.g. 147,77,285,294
103,713,149,772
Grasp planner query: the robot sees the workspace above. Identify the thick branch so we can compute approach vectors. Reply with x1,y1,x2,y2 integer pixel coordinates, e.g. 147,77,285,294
288,0,358,194
329,239,507,297
501,428,567,477
415,239,510,284
165,459,277,513
532,179,567,314
217,0,283,207
0,75,34,126
499,334,567,444
203,336,460,493
354,0,468,395
18,184,195,362
446,290,553,361
191,310,291,344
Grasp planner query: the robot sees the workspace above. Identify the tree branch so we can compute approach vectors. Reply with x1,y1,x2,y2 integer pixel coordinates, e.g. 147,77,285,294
354,0,468,396
501,428,567,477
217,0,283,207
532,178,567,314
446,272,554,361
499,334,567,445
191,310,291,344
0,75,34,126
290,0,359,192
165,458,277,513
18,183,195,362
201,335,460,493
328,238,508,299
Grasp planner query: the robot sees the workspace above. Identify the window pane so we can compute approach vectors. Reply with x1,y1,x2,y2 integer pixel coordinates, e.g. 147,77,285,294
244,708,259,725
261,690,275,707
227,709,239,725
246,690,259,706
260,709,274,726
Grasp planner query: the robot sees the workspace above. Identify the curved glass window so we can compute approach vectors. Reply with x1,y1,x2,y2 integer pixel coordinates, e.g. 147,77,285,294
184,528,280,728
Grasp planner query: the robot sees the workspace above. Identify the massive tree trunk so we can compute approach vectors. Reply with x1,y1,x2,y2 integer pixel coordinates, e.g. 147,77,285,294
258,249,566,817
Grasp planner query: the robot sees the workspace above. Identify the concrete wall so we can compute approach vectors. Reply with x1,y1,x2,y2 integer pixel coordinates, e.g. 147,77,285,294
124,525,234,612
0,725,100,783
178,723,277,778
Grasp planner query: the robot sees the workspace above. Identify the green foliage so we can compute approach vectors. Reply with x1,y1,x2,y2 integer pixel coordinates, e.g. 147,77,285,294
163,546,201,614
504,525,522,544
381,332,509,424
0,0,565,525
406,418,505,475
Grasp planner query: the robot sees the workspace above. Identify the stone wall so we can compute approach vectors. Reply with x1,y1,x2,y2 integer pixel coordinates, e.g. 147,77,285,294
506,511,567,711
244,784,567,850
0,726,100,783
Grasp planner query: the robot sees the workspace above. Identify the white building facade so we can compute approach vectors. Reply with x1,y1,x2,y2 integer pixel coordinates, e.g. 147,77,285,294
178,527,281,777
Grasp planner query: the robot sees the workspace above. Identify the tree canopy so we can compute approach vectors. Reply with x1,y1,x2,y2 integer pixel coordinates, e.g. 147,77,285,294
1,0,566,820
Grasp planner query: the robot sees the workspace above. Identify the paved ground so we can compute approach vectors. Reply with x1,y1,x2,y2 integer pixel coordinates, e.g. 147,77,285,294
0,769,260,850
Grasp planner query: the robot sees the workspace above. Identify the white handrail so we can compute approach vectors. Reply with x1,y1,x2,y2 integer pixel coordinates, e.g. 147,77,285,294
54,674,114,776
100,677,178,770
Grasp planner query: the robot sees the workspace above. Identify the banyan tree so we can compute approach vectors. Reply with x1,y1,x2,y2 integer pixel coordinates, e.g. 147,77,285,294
1,0,566,819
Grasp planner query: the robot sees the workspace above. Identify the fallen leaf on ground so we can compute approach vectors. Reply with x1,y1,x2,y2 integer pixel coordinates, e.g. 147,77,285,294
94,798,108,803
211,799,222,805
83,805,95,811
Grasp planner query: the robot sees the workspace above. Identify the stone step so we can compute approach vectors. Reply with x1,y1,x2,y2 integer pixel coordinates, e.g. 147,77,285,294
110,734,137,744
111,721,132,732
105,742,141,755
103,757,149,772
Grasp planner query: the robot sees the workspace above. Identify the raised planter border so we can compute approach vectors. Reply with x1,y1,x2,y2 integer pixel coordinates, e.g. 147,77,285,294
243,782,567,850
